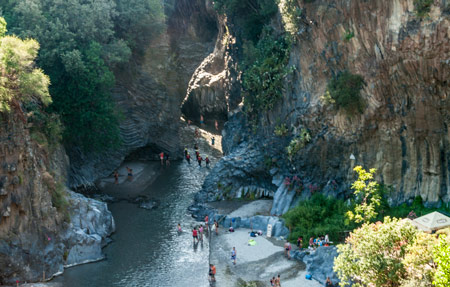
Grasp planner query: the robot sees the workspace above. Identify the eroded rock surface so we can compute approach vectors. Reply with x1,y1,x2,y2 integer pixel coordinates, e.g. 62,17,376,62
202,0,450,206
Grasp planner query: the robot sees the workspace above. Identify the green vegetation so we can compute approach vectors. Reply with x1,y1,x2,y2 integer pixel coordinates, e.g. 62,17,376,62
2,0,164,151
242,28,292,120
283,194,356,246
414,0,433,17
434,235,450,287
286,128,311,160
334,217,438,287
343,30,354,42
213,0,279,42
0,18,51,113
324,71,365,115
346,166,381,224
274,123,289,136
279,0,303,37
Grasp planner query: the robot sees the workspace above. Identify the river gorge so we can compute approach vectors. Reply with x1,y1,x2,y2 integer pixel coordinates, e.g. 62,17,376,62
0,0,449,286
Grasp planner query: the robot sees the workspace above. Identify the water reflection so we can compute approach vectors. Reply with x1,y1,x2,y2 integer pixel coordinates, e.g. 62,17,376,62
53,162,210,287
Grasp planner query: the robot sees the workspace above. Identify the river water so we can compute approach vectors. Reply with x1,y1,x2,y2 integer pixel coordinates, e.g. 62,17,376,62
53,161,211,287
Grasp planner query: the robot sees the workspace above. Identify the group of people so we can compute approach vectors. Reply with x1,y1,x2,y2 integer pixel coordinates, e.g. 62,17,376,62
159,152,170,166
270,275,282,287
113,167,133,184
309,234,330,249
184,144,211,168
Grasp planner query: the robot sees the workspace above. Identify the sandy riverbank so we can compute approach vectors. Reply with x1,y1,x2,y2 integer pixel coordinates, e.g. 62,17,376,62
207,200,322,287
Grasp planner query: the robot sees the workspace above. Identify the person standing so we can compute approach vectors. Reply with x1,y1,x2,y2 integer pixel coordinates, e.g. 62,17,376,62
192,227,198,244
186,153,191,164
184,147,188,157
205,215,209,233
214,220,219,235
126,167,133,181
165,153,170,166
197,155,202,167
231,247,237,265
113,170,119,184
200,114,204,125
205,156,210,168
275,274,281,287
159,152,164,165
215,120,219,131
211,137,215,146
297,236,303,250
209,264,216,282
199,225,204,241
177,223,182,233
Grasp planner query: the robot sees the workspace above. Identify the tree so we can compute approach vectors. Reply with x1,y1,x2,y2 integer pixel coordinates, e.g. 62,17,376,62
346,166,381,224
334,217,436,287
3,0,164,151
0,17,51,113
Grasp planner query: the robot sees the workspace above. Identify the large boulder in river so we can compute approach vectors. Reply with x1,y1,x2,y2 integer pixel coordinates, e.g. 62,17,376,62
303,246,339,285
63,190,115,266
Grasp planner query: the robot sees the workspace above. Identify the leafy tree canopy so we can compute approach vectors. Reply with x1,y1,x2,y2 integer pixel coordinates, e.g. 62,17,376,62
2,0,164,151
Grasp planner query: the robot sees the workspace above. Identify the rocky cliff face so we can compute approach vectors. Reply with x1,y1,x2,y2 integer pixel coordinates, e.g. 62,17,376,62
69,0,219,188
201,0,449,207
0,109,114,284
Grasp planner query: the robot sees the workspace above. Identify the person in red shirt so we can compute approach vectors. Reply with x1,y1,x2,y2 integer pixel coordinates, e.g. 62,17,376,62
192,227,198,243
186,153,191,164
205,156,210,167
197,155,202,167
159,152,164,165
209,264,216,282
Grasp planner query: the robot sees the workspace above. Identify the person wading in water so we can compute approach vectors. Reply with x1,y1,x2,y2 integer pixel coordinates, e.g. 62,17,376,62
159,152,164,165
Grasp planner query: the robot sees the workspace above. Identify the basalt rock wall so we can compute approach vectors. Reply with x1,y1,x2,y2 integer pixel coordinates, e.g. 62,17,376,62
69,0,219,188
202,0,450,206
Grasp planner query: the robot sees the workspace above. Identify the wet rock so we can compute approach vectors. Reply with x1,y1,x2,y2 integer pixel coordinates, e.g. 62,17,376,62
139,200,159,210
303,246,339,285
63,190,115,266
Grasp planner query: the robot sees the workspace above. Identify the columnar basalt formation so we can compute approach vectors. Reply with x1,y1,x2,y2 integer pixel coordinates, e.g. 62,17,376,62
201,0,450,206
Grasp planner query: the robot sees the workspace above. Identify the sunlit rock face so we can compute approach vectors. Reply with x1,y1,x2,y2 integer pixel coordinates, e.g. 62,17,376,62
201,0,449,206
69,0,219,188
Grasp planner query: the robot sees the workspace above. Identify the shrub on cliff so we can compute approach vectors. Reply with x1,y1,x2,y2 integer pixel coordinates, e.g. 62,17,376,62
324,71,365,115
0,18,51,113
414,0,433,18
242,28,292,120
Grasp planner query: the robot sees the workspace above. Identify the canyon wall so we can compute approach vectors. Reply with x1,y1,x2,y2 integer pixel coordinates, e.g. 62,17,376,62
0,111,114,284
200,0,450,207
69,0,219,188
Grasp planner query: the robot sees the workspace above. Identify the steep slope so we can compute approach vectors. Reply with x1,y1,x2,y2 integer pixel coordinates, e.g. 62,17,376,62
201,0,449,207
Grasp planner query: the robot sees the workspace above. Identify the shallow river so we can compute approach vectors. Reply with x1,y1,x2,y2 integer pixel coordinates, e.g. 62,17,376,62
53,162,211,287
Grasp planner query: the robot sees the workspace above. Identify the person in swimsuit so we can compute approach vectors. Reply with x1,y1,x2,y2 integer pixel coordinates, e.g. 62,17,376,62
126,167,133,181
275,274,281,287
159,152,164,165
199,225,204,241
177,223,182,233
284,241,292,259
113,170,119,184
215,120,219,131
192,227,198,243
231,247,236,265
200,115,204,125
214,220,219,235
